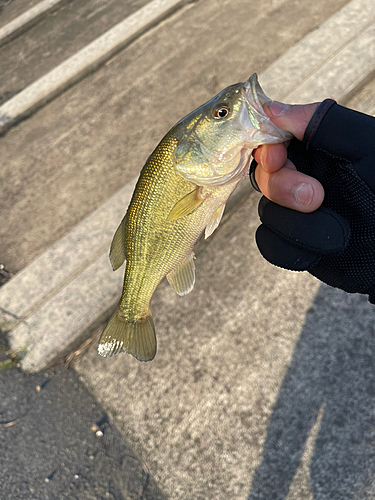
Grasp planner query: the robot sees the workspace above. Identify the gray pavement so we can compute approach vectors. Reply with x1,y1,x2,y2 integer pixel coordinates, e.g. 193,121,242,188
347,75,375,115
2,0,373,372
0,0,348,273
2,0,375,498
0,0,149,97
0,354,165,500
0,0,60,29
74,192,375,500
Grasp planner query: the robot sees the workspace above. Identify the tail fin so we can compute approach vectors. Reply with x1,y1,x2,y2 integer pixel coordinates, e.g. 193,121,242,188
98,307,156,361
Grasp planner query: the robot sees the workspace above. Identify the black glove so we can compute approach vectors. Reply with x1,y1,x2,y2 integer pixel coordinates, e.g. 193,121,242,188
251,99,375,304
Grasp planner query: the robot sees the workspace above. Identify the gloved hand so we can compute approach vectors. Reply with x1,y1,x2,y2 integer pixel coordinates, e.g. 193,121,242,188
250,99,375,304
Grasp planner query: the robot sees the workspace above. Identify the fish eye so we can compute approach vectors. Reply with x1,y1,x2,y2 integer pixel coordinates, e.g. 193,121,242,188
213,105,230,119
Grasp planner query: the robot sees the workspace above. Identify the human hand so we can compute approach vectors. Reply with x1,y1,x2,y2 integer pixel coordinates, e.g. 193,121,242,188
250,99,375,304
251,101,324,212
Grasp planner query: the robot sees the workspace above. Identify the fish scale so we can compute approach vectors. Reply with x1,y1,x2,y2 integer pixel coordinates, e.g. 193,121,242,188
98,74,292,361
122,133,225,314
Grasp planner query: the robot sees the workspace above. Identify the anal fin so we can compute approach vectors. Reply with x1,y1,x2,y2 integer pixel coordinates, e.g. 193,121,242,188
167,253,195,296
205,204,225,239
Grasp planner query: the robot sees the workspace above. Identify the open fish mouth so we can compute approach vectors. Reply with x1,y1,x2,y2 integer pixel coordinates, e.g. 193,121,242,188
242,73,270,114
241,73,293,144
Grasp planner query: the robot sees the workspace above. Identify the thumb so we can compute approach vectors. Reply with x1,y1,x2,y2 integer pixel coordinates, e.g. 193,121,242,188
263,101,320,141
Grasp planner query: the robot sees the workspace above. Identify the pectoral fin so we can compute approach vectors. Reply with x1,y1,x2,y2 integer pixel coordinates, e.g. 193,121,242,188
167,189,204,221
109,216,127,271
205,204,225,239
167,253,195,296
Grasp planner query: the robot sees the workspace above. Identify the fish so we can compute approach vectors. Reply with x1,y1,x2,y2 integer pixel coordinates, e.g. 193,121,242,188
98,73,292,361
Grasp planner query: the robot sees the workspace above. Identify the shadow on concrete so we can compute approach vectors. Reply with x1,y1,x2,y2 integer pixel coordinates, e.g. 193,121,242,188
248,283,375,500
0,363,166,500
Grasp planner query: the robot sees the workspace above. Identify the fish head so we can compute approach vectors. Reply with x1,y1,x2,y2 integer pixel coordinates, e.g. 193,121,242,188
174,73,292,186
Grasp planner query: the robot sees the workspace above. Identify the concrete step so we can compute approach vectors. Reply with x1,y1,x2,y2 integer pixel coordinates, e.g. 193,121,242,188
0,0,162,105
346,74,375,115
0,0,69,32
2,0,374,371
2,0,375,497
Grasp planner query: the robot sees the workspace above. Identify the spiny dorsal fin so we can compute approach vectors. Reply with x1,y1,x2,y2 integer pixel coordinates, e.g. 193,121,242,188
109,216,127,271
167,189,204,221
167,253,195,296
205,203,225,239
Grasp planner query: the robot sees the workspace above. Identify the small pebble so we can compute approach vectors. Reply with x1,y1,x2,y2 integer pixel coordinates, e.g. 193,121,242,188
95,430,103,438
90,424,99,433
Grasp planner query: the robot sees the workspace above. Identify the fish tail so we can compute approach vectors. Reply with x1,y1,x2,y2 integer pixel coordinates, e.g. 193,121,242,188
98,306,156,361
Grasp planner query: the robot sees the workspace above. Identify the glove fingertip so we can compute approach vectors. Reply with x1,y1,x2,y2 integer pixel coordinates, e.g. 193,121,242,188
256,224,321,271
258,197,350,255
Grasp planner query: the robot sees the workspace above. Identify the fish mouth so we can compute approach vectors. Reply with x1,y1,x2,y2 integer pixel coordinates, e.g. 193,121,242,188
241,73,273,132
242,73,271,114
240,73,293,144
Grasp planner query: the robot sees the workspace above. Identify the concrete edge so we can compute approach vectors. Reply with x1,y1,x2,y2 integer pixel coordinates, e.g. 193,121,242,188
2,0,375,372
260,0,375,101
286,23,375,103
5,179,254,373
0,0,73,48
0,178,137,319
0,0,189,135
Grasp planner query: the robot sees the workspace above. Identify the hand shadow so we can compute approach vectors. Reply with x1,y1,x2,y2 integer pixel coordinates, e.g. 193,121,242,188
248,284,375,500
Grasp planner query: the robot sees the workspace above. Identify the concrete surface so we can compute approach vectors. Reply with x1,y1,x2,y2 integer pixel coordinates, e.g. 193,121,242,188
0,0,56,29
0,361,165,499
0,0,150,94
0,0,348,273
0,0,71,47
1,0,357,372
0,0,191,134
286,22,375,104
75,192,375,500
2,0,375,498
260,0,375,102
3,0,374,372
0,178,137,320
346,75,375,115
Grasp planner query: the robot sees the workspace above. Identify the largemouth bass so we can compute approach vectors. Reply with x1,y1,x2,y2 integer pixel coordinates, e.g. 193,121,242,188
98,73,291,361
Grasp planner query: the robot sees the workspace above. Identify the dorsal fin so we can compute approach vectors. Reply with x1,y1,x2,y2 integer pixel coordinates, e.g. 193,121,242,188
109,215,127,271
